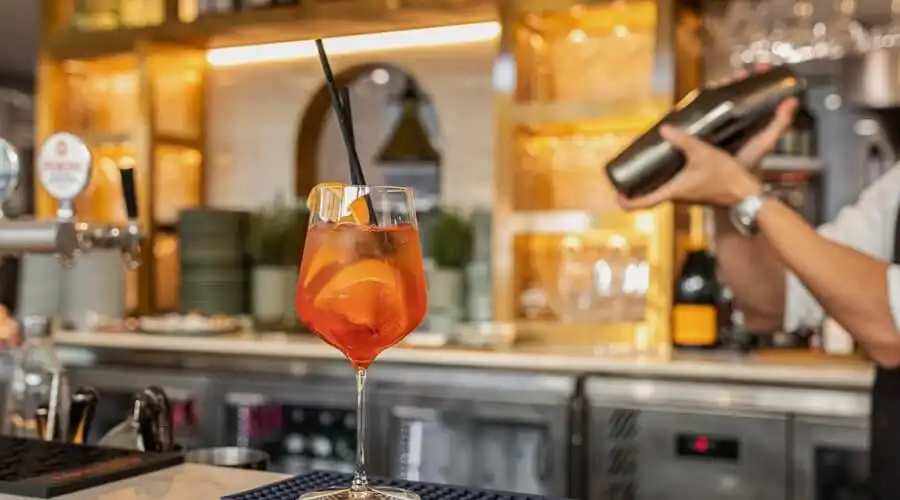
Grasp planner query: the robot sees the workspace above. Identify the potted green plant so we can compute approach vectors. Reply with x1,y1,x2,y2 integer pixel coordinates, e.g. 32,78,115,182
247,195,303,327
281,203,309,328
426,208,473,333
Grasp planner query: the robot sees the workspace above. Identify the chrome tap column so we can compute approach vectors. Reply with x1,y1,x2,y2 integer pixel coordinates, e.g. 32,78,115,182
0,132,141,267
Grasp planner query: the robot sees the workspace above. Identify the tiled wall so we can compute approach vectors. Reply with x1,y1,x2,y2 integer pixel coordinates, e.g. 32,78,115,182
205,41,497,211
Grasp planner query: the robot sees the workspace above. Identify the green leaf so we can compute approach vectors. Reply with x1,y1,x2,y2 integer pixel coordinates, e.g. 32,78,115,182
246,196,309,266
428,208,473,269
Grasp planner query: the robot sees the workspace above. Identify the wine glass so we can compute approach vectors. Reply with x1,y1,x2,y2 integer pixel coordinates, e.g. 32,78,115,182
296,183,428,500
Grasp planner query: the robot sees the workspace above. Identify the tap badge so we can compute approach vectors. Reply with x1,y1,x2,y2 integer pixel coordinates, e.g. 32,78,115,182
38,133,92,202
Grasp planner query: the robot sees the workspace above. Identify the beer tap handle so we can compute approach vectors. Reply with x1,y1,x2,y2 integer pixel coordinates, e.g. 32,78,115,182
68,386,99,445
117,158,141,270
143,386,174,452
119,162,138,221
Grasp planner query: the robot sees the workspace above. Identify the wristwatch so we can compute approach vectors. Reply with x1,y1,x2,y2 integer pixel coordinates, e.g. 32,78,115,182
729,193,767,236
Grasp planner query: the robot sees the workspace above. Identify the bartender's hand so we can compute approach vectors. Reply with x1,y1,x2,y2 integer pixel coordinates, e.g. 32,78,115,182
617,97,798,210
707,70,799,170
0,306,20,351
618,127,765,209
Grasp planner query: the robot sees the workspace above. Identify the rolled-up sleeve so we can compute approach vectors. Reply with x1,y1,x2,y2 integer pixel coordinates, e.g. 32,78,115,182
783,165,900,332
784,271,823,332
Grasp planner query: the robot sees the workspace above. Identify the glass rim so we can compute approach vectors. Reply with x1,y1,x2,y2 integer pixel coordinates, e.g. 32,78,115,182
320,184,412,192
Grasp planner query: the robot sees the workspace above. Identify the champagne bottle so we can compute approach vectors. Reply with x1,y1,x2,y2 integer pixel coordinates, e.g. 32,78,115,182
607,66,805,198
672,208,719,350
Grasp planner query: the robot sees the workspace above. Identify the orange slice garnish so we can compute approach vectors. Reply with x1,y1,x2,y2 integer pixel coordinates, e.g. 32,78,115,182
307,182,369,224
313,259,408,334
307,182,346,220
346,196,370,224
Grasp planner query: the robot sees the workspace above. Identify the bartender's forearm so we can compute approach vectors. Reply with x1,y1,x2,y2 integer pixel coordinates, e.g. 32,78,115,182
713,208,786,332
755,198,900,366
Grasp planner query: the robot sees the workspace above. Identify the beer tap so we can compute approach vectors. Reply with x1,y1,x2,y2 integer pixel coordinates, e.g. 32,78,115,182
0,132,141,268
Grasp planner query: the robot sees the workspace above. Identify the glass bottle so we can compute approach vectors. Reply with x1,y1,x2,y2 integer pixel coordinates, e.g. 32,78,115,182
2,316,71,441
671,208,720,350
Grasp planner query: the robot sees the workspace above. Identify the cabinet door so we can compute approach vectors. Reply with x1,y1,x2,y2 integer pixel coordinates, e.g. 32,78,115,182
792,416,869,500
381,397,473,486
471,420,550,494
470,401,569,496
218,375,358,475
590,407,789,500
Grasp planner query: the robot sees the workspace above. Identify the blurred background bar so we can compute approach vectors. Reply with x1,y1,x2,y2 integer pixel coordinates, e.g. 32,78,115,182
0,0,894,498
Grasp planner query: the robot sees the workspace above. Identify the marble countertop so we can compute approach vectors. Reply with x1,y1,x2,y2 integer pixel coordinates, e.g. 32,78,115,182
54,330,875,388
0,464,287,500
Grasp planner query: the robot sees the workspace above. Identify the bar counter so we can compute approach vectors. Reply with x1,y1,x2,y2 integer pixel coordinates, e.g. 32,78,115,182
54,329,872,388
0,464,286,500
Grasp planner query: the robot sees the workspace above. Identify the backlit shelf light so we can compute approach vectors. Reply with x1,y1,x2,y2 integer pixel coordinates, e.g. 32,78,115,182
207,22,501,67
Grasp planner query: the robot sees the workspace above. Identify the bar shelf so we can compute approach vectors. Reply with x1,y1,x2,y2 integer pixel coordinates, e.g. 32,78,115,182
36,43,207,314
512,0,658,105
494,0,703,352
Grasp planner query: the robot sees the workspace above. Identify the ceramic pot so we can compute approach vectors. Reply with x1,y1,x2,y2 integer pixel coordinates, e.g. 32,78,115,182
465,261,491,322
282,267,299,327
427,267,464,333
252,266,293,324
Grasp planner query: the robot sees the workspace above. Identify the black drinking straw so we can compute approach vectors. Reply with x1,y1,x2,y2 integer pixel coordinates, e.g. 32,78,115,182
339,86,364,186
314,40,364,184
314,39,380,227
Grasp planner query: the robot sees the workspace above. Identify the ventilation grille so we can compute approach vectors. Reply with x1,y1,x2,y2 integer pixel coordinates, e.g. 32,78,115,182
606,409,639,500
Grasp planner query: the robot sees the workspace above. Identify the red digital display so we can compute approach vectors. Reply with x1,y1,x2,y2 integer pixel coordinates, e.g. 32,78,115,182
692,435,710,453
676,433,740,461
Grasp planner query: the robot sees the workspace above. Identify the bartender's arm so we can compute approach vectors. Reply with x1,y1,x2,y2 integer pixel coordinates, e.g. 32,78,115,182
619,125,900,368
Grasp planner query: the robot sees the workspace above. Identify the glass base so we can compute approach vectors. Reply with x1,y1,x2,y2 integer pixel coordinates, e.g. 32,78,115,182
299,486,420,500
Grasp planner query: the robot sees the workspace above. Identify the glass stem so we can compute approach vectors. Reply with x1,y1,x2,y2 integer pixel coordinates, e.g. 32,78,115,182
351,368,369,491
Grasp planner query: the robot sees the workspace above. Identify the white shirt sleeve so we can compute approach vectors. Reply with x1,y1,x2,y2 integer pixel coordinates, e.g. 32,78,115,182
887,265,900,331
784,165,900,332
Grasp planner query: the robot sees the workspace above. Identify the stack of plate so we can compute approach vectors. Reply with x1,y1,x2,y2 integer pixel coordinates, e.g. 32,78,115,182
179,209,250,315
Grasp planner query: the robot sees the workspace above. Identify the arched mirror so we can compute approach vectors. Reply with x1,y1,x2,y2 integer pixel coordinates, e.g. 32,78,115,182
294,63,443,212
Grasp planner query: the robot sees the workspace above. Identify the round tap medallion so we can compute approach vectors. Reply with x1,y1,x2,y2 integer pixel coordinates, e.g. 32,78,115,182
37,132,92,201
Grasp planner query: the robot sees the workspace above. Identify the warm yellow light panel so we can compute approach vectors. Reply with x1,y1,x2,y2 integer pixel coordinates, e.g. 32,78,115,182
206,22,501,67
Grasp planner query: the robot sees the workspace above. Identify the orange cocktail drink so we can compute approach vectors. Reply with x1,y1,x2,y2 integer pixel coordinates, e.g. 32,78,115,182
296,222,426,369
294,183,427,500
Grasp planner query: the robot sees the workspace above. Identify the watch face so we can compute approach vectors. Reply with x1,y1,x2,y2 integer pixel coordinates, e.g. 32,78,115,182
730,196,763,236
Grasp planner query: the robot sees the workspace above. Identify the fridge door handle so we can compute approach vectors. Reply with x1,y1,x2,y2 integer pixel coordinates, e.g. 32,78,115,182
535,427,554,483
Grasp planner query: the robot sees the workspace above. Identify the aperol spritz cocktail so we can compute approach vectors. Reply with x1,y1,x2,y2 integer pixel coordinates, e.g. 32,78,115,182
295,184,427,500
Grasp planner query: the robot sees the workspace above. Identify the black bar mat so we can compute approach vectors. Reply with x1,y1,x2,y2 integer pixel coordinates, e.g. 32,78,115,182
223,470,559,500
0,436,183,498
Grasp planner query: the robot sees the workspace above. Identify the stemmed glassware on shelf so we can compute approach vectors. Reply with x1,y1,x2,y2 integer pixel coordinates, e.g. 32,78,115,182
867,0,900,49
715,0,870,69
821,0,862,58
725,0,773,68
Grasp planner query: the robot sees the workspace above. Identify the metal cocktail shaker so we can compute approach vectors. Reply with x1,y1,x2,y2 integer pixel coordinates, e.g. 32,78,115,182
607,66,806,198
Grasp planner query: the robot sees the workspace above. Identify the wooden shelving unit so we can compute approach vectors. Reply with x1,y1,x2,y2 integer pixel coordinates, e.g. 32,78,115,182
36,0,499,315
36,3,207,312
40,0,496,61
493,0,703,351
